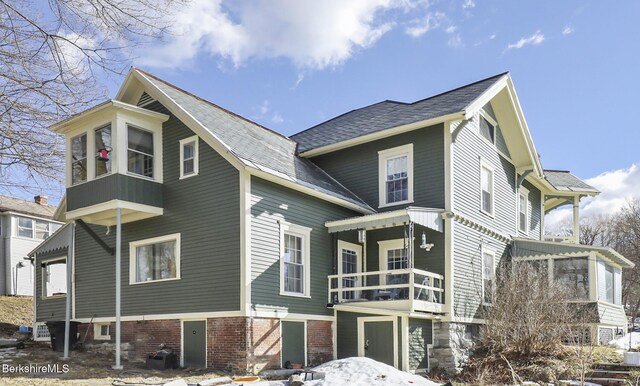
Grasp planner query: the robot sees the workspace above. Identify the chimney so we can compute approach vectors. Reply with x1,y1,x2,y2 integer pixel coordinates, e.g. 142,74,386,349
34,195,48,206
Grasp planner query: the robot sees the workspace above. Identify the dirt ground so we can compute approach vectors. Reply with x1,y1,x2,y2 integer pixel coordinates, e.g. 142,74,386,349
0,341,230,386
0,296,32,339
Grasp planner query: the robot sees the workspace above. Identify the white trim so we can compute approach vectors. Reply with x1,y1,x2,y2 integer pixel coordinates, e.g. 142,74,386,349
180,319,208,368
65,199,163,226
479,159,495,217
279,221,312,298
71,310,244,323
40,256,68,299
481,245,496,306
337,240,363,301
333,304,442,319
179,135,199,179
477,110,497,146
299,112,465,157
280,319,308,367
378,144,414,208
401,316,409,371
444,122,455,321
240,171,252,315
357,316,398,368
94,323,111,340
129,233,181,285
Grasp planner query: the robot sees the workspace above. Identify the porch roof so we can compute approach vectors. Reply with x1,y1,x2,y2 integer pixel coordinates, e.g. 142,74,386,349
512,237,634,268
325,207,444,233
28,222,74,257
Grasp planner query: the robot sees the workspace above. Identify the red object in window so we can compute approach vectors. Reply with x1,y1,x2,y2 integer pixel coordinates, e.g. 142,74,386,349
98,148,110,161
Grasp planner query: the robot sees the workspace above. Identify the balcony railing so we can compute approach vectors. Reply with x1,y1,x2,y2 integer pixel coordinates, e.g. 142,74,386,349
328,268,445,314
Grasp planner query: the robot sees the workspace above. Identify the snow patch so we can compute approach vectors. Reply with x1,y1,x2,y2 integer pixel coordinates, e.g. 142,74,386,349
608,332,640,350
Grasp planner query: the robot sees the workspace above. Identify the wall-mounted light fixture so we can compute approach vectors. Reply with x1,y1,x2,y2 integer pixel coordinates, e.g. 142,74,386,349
357,229,366,244
420,231,434,251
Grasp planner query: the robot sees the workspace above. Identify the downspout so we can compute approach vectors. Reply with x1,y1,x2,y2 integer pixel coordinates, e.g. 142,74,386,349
63,221,75,359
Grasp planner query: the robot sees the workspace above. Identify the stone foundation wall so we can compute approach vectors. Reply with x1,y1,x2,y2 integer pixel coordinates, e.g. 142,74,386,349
430,322,474,374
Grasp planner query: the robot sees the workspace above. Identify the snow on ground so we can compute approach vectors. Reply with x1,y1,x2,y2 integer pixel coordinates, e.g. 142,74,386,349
303,357,440,386
608,332,640,350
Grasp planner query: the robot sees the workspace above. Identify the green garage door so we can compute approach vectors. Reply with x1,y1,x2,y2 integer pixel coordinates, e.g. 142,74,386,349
363,321,394,366
281,321,305,366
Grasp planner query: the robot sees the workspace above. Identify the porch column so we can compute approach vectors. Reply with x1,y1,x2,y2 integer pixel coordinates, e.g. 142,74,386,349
114,208,123,369
572,196,580,244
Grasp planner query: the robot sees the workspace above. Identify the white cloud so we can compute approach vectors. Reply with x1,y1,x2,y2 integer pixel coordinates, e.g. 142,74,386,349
562,26,574,35
545,164,640,233
462,0,475,9
446,25,457,34
140,0,421,70
271,113,284,124
405,11,446,37
505,30,545,51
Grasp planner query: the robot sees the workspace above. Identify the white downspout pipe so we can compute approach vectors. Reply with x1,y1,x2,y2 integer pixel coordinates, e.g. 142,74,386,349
114,208,123,369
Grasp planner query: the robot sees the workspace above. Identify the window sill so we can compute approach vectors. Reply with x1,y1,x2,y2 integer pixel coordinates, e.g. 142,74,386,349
378,200,414,209
179,173,198,180
279,291,311,299
42,295,66,300
94,336,111,341
479,209,494,218
125,172,159,183
129,277,181,285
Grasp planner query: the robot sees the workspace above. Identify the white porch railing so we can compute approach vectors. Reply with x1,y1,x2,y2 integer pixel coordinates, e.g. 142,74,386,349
328,268,445,313
544,235,577,244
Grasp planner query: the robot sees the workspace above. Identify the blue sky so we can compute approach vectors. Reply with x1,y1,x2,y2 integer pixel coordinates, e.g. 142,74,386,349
31,1,640,223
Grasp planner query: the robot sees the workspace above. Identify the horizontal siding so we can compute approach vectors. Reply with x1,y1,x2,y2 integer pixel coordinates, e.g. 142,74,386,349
251,177,358,315
598,302,627,326
311,124,445,211
71,101,240,318
453,111,516,236
453,222,509,319
363,226,444,276
35,248,69,322
67,174,162,211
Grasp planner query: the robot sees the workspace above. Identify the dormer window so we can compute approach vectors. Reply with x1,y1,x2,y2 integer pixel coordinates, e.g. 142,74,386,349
95,124,112,177
127,125,154,178
71,133,87,185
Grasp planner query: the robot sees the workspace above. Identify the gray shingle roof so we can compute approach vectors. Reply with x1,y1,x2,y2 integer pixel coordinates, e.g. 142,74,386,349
138,70,373,212
291,72,508,153
544,170,599,194
0,195,56,218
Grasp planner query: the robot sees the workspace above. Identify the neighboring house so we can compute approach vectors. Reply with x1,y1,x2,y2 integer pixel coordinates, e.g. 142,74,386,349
30,69,632,374
0,195,61,296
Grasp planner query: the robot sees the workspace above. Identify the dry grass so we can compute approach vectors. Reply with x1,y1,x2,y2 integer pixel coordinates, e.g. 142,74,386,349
0,341,228,385
0,296,32,338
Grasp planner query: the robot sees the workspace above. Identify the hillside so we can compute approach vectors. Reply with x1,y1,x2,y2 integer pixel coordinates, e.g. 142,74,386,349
0,296,32,338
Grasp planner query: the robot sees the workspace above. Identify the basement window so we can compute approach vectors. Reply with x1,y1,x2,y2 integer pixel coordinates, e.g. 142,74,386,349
94,323,111,340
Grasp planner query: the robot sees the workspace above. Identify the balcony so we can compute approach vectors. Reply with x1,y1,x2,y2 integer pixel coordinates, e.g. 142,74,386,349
328,268,445,314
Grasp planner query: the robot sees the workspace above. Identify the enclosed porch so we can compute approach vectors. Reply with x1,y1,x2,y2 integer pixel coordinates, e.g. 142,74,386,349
325,207,446,315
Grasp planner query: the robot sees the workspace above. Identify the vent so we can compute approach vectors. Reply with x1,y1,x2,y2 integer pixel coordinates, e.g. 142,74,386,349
34,323,50,341
137,92,155,107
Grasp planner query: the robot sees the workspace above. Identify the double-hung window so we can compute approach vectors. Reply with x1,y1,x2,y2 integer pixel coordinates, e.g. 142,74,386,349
482,247,496,305
129,234,180,284
518,187,529,233
280,222,311,297
378,144,414,208
179,136,199,178
127,125,154,178
71,133,87,184
480,161,494,216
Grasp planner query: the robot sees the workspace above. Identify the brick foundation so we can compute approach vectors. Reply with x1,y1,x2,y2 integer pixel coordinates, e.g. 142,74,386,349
79,316,333,373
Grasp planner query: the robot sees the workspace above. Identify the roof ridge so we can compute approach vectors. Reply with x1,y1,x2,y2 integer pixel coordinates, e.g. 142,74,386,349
290,100,400,140
132,67,295,145
407,71,509,106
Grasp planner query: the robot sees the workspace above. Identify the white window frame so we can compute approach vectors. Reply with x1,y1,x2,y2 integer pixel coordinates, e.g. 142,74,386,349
94,323,111,340
129,233,181,285
179,135,199,179
479,159,495,217
481,246,496,306
378,239,408,285
94,124,113,179
518,186,529,233
478,110,497,145
16,216,55,240
126,124,156,180
279,221,312,298
41,257,67,299
378,144,414,208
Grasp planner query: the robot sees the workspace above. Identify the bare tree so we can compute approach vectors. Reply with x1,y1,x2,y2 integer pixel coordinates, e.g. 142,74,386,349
0,0,185,194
